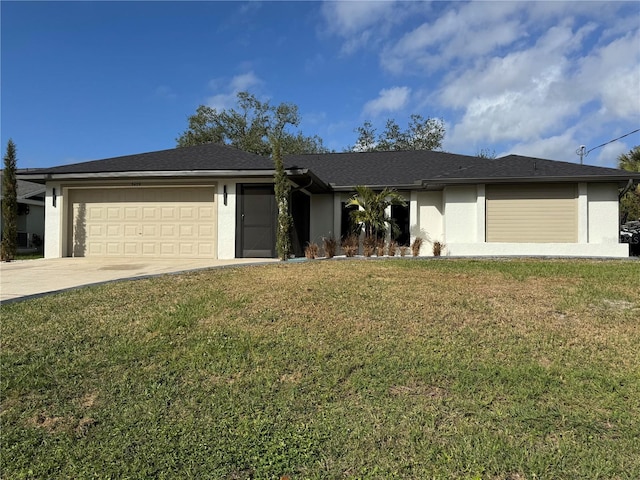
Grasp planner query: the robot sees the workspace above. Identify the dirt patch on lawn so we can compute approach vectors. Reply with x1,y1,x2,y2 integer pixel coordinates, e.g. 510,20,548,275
389,383,447,399
28,412,97,437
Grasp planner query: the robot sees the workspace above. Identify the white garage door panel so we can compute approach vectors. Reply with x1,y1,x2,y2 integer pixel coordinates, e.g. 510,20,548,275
69,187,217,258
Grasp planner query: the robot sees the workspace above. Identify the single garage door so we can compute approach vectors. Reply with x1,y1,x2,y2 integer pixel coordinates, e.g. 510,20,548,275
486,184,577,243
68,186,217,257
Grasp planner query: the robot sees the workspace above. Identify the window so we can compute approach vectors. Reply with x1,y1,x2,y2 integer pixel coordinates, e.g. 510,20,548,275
391,204,410,246
340,202,359,240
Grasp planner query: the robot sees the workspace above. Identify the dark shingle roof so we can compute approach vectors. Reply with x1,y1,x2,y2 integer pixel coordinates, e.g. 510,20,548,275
432,154,635,182
23,143,273,175
285,150,488,187
17,143,640,189
0,171,46,199
286,151,639,187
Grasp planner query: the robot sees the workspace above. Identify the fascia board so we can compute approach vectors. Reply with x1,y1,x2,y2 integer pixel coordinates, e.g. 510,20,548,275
21,168,317,182
329,182,423,192
25,170,278,181
17,198,46,206
423,175,640,186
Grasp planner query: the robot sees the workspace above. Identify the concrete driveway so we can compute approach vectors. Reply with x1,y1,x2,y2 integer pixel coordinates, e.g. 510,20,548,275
0,257,278,303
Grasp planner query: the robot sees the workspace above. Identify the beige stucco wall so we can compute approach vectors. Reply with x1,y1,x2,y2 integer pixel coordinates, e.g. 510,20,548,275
43,178,272,260
587,183,620,244
443,185,478,244
42,180,629,259
44,182,63,258
444,182,627,258
216,181,237,259
229,183,627,258
411,191,444,256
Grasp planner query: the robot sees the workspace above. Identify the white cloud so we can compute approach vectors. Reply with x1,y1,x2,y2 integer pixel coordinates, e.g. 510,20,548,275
323,1,395,35
320,0,421,54
441,22,586,147
229,71,261,92
439,14,639,165
437,18,596,105
362,86,411,117
577,30,640,119
380,2,526,74
594,141,632,168
320,1,638,167
207,93,237,111
206,71,263,110
505,131,580,163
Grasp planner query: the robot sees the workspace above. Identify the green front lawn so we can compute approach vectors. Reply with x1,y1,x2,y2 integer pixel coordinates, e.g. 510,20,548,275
2,259,639,479
13,250,44,261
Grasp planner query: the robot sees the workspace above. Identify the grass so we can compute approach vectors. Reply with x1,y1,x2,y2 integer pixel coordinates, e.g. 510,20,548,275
1,259,639,479
12,252,44,261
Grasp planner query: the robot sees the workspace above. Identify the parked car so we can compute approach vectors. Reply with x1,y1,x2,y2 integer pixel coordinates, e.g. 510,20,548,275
620,221,640,256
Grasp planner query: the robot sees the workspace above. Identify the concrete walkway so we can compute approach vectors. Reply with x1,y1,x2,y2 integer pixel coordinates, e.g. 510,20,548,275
0,257,278,304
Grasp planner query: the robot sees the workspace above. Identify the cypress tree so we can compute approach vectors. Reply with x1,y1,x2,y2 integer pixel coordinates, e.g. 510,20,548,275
272,137,292,260
1,139,18,261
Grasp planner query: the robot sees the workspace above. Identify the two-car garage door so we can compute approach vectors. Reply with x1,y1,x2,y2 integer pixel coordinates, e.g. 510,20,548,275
68,187,217,258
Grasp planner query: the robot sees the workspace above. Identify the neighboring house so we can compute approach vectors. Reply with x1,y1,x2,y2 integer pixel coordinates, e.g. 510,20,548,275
17,143,640,259
0,171,46,251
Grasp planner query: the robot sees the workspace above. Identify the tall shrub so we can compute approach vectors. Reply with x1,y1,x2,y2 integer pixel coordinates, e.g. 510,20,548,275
1,139,18,261
272,138,292,260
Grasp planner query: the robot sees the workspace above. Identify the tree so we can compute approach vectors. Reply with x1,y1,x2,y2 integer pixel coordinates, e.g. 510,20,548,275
269,102,299,261
618,146,640,172
176,91,328,155
618,146,640,221
1,139,18,261
346,185,407,240
351,114,445,152
272,137,293,260
477,148,497,159
352,121,377,152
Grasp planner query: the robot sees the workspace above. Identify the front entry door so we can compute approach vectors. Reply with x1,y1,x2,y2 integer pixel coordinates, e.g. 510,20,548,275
236,184,277,258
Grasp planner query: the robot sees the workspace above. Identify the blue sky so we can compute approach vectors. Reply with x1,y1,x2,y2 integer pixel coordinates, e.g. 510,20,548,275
2,1,639,170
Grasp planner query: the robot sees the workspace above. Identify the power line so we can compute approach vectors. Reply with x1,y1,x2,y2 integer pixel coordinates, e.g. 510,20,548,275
586,128,640,155
576,128,640,164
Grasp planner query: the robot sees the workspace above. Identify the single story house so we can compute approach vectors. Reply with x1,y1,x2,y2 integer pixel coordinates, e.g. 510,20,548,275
0,171,46,251
17,143,640,259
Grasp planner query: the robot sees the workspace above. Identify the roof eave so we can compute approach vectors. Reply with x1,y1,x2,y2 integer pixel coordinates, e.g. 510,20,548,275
18,189,46,199
18,170,283,182
423,175,640,186
287,168,331,193
329,182,422,192
16,168,332,192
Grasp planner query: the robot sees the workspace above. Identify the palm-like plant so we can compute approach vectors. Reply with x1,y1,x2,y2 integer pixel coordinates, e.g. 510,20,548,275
618,146,640,221
346,186,407,240
618,146,640,172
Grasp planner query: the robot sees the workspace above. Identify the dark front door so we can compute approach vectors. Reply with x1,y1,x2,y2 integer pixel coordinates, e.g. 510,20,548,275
236,184,277,258
291,190,310,258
